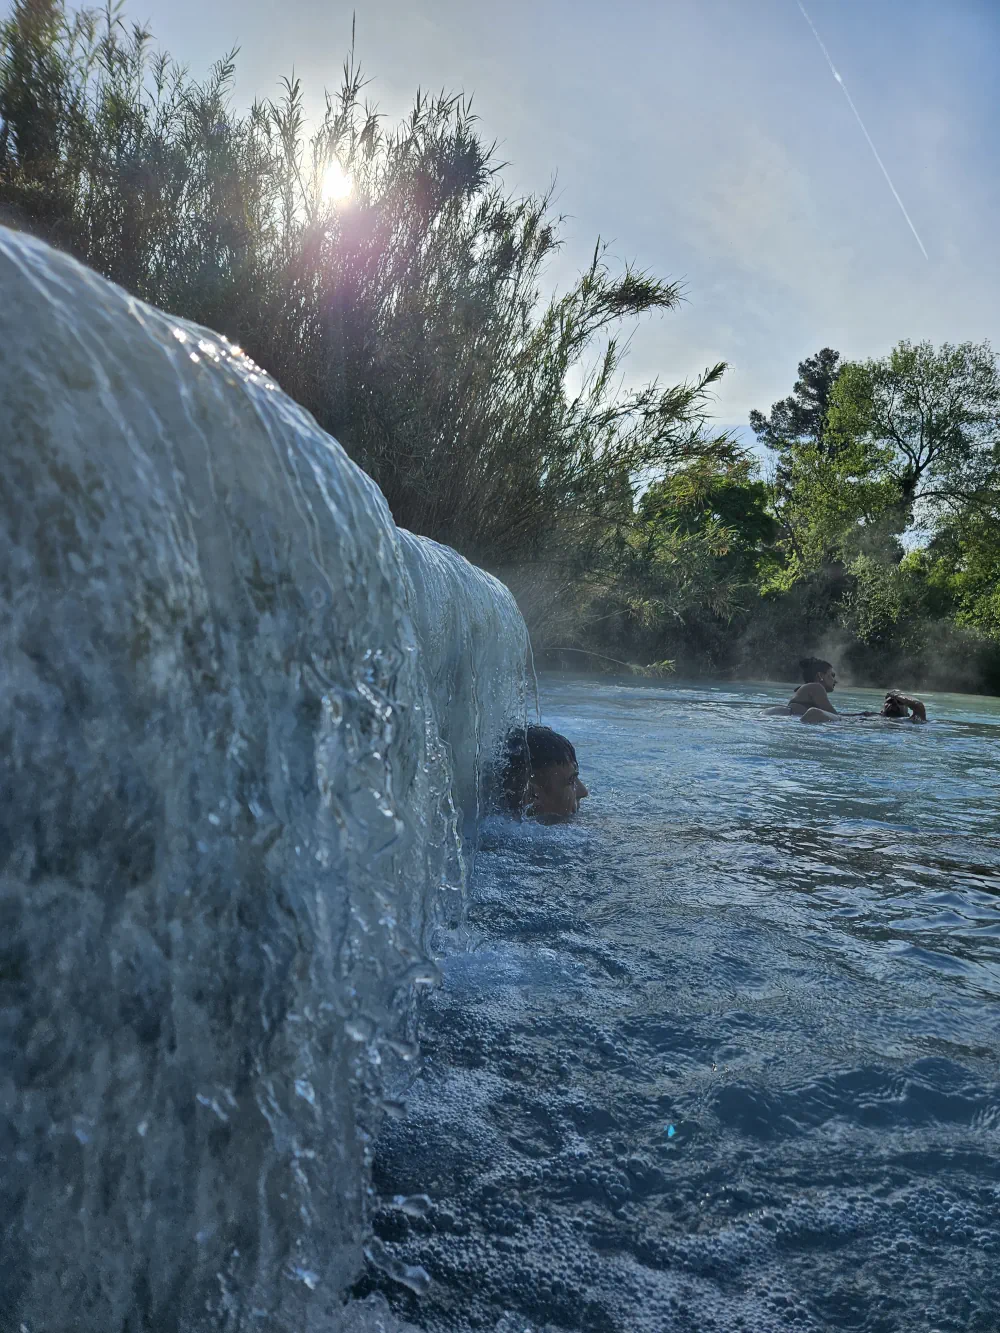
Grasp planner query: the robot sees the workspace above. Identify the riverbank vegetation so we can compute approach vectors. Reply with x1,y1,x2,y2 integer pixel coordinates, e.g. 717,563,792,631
4,0,1000,691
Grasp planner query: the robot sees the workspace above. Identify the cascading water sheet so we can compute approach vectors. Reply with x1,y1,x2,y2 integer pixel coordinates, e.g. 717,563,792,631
397,530,530,845
0,226,526,1332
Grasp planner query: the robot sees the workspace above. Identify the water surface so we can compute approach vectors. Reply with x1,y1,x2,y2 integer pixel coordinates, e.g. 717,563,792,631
370,678,1000,1332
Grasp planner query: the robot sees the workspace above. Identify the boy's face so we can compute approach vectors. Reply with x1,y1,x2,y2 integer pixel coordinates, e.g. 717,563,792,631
530,761,589,821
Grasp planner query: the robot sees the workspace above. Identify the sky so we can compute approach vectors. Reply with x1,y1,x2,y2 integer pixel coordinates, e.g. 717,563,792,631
75,0,1000,443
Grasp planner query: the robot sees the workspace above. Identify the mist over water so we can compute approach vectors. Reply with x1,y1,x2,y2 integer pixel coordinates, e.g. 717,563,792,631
371,678,1000,1332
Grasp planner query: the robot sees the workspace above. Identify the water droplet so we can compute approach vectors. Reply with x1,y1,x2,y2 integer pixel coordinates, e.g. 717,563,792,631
397,961,441,989
196,1094,229,1123
385,1037,419,1062
364,1237,431,1294
393,1193,431,1218
345,1016,376,1043
294,1078,316,1106
286,1265,319,1290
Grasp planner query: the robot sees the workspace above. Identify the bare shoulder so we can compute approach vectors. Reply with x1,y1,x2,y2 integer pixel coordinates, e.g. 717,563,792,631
793,682,828,707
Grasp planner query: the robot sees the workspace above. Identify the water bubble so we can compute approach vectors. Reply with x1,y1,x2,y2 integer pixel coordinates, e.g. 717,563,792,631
286,1265,319,1290
364,1237,431,1294
397,961,442,990
294,1079,317,1106
385,1037,419,1062
345,1016,376,1043
392,1193,432,1218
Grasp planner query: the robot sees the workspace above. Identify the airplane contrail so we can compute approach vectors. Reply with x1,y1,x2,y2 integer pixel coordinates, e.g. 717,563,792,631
795,0,929,261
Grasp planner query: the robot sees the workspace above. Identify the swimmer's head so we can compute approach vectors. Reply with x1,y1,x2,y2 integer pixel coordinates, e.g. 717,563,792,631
502,724,589,821
800,657,836,691
881,691,907,718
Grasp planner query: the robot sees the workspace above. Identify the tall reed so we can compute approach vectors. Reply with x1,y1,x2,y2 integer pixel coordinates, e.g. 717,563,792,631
1,0,734,633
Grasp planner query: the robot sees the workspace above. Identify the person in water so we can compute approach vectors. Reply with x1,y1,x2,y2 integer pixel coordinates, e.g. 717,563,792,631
880,690,928,722
764,657,844,723
502,724,589,820
766,659,929,724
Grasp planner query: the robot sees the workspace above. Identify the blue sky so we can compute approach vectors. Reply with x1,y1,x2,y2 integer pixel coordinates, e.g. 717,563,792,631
79,0,1000,444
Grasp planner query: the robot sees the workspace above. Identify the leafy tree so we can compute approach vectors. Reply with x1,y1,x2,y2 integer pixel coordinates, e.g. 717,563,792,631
637,458,780,588
748,346,845,573
825,339,1000,531
918,516,1000,640
774,438,901,578
838,553,930,653
565,460,779,672
749,347,842,461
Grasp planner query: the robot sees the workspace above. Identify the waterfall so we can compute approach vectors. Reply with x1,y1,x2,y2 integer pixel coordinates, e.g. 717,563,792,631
397,530,531,842
0,226,527,1331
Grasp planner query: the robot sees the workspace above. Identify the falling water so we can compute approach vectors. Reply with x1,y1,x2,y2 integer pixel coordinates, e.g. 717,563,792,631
0,226,528,1332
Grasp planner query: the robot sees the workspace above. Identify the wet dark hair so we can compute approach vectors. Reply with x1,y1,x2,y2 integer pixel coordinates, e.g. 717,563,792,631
799,657,833,682
501,724,577,812
882,690,906,718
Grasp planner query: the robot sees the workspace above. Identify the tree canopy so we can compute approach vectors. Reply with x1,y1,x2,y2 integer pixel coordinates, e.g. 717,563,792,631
5,1,1000,690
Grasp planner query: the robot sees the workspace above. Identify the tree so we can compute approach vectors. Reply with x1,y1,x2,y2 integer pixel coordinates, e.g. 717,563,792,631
637,458,780,589
918,515,1000,641
567,459,780,672
749,347,842,461
825,339,1000,532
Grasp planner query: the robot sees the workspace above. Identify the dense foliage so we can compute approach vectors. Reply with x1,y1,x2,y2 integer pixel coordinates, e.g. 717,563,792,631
3,0,1000,690
0,0,731,618
738,340,1000,691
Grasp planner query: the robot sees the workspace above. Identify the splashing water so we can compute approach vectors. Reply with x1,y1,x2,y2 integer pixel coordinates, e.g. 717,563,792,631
370,678,1000,1332
0,226,527,1331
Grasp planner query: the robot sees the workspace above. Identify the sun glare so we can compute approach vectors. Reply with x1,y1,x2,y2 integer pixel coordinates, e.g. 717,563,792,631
321,161,353,203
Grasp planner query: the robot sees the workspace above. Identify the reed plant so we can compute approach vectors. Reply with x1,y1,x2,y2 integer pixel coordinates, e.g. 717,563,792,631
1,0,736,647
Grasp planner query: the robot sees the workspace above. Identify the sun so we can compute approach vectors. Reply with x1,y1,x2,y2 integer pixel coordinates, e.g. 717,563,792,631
321,161,353,203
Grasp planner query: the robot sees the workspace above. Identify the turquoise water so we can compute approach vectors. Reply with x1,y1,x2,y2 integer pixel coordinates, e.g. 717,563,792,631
370,678,1000,1332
